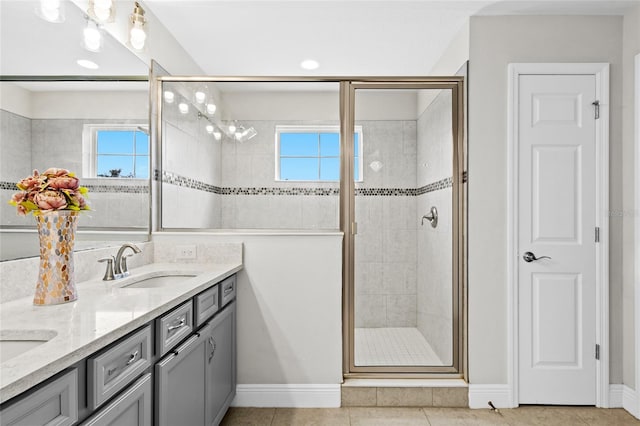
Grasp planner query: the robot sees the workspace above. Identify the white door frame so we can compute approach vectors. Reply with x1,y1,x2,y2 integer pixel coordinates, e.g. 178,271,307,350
507,63,610,408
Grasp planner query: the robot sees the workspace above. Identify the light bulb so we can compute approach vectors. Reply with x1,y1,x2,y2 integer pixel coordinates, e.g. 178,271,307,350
228,123,236,134
163,91,175,103
94,6,111,21
206,124,214,134
83,21,102,52
206,103,217,115
178,103,189,114
94,0,112,8
39,0,64,23
130,25,146,50
213,130,222,141
195,91,206,104
235,131,242,141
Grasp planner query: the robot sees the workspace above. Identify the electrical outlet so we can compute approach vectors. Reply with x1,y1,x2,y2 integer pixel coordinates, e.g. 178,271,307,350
176,245,197,259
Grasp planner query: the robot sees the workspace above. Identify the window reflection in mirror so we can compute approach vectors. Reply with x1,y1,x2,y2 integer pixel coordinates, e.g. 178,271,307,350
0,80,151,261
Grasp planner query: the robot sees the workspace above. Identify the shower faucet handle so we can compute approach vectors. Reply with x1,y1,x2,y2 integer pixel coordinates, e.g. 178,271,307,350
421,206,438,228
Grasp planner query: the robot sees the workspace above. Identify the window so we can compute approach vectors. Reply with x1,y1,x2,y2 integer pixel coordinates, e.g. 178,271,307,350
275,125,363,181
83,125,149,178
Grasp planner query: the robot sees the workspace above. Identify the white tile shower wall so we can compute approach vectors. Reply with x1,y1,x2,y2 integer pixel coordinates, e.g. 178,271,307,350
0,112,149,229
161,107,222,229
354,120,418,328
416,90,453,363
219,120,340,230
0,241,154,303
0,110,32,181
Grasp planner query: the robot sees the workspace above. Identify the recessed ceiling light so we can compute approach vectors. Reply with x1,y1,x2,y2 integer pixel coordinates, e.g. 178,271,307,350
76,59,99,70
300,59,319,70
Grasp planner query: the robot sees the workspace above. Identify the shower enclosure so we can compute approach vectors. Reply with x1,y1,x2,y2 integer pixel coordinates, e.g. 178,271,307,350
342,80,465,377
154,76,465,377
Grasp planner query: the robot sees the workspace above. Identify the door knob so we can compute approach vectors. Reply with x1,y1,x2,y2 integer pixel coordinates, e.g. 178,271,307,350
523,251,552,262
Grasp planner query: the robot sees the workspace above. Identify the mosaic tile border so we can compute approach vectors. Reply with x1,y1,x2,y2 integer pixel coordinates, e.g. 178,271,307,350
159,170,466,197
0,181,148,194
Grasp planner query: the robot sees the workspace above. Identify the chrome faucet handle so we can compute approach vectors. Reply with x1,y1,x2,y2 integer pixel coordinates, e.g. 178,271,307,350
120,254,135,276
98,256,116,281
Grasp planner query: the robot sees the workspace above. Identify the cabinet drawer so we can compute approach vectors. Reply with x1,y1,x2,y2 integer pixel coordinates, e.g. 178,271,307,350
156,300,193,356
194,284,219,327
220,275,236,307
0,368,78,426
88,326,151,410
81,373,152,426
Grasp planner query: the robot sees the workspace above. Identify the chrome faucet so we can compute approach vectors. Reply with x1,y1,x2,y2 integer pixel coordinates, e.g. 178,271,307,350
114,243,142,277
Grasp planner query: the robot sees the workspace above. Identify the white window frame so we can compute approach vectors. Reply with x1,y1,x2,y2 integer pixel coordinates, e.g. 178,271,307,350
274,125,364,182
82,124,149,179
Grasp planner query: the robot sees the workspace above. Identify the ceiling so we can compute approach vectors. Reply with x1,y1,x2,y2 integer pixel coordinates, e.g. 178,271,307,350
0,0,638,79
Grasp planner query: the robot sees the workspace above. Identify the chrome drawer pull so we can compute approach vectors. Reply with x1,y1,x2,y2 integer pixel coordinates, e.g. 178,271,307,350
208,337,216,363
107,366,118,376
224,286,234,295
167,317,186,332
126,350,139,365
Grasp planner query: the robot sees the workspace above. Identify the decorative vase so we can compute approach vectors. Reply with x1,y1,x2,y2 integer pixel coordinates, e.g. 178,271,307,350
33,210,79,305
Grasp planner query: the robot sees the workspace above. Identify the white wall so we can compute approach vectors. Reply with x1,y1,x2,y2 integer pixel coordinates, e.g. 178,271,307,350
468,15,624,385
151,232,343,387
622,4,640,391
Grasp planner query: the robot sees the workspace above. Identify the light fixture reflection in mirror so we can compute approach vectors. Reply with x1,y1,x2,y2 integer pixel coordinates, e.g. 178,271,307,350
83,20,102,52
163,90,175,103
36,0,65,23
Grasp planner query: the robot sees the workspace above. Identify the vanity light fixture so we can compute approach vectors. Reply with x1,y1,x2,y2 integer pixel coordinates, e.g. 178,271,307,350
227,122,237,134
206,103,217,115
88,0,114,23
213,129,222,141
83,19,102,52
129,2,147,51
36,0,65,23
77,59,99,70
178,102,189,114
205,124,214,134
163,90,175,103
194,91,206,104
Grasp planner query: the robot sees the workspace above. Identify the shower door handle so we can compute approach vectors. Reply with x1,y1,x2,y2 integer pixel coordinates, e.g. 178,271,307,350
522,251,551,262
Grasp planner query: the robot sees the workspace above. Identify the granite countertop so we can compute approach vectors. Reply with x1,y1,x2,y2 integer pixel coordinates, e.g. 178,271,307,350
0,262,243,404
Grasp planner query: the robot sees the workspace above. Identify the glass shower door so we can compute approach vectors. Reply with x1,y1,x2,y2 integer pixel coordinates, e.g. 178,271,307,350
345,82,464,375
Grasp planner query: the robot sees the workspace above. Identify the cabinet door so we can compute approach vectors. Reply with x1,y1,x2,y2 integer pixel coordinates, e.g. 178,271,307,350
81,374,151,426
205,301,236,426
0,368,77,426
155,324,211,426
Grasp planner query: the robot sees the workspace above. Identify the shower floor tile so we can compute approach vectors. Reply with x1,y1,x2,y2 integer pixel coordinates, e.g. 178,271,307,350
355,327,443,366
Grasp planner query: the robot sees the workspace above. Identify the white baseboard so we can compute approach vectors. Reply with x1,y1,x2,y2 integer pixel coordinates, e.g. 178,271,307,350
468,384,514,409
231,384,341,408
608,385,638,419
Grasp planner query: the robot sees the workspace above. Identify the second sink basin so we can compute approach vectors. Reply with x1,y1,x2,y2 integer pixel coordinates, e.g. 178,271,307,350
115,271,198,289
0,330,57,363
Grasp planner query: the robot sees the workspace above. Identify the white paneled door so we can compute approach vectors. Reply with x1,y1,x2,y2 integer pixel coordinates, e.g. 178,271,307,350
518,74,597,404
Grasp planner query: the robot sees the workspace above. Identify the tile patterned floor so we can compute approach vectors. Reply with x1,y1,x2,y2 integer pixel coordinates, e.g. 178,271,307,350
221,406,640,425
355,328,444,366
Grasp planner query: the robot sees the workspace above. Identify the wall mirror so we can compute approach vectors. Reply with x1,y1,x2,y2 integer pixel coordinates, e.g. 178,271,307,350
0,1,150,261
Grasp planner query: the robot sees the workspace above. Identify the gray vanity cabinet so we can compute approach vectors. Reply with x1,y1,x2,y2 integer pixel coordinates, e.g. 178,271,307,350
155,301,236,426
155,322,211,426
205,301,236,426
81,373,152,426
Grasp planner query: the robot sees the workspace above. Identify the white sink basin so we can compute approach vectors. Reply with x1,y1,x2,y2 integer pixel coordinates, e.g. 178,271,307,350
115,271,198,289
0,330,57,363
